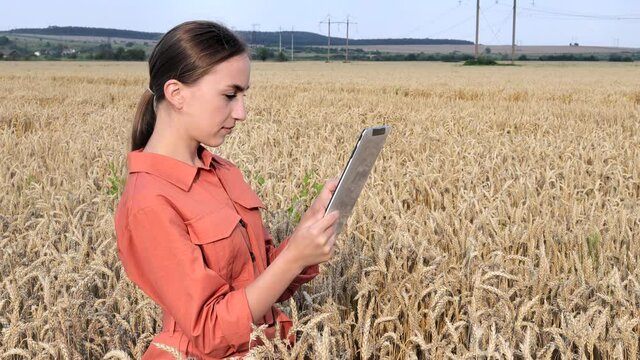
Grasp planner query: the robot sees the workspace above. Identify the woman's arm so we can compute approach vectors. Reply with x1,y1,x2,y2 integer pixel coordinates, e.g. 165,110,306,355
244,211,338,322
263,229,320,303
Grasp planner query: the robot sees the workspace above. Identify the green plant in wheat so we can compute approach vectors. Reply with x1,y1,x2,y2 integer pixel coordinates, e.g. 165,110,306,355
587,231,601,270
107,161,125,197
287,170,323,225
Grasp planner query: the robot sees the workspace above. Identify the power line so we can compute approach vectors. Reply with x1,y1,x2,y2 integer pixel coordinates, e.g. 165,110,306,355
480,9,513,43
398,3,462,38
429,13,476,38
474,0,499,59
480,7,501,43
503,4,640,20
319,15,349,62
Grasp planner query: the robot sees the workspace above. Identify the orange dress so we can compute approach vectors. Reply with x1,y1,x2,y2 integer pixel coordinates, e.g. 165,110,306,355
114,145,319,359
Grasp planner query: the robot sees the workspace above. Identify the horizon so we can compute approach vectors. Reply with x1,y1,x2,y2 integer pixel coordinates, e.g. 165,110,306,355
5,25,639,49
2,0,639,48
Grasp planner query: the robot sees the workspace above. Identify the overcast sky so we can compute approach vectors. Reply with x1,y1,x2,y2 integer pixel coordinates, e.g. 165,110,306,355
3,0,640,47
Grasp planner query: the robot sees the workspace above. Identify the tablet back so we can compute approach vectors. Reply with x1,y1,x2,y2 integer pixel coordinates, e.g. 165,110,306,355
325,125,391,234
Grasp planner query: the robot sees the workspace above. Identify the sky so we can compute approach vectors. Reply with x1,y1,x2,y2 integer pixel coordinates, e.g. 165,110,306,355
3,0,640,48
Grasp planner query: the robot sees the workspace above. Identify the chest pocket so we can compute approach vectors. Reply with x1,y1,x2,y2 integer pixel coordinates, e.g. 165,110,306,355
185,207,248,283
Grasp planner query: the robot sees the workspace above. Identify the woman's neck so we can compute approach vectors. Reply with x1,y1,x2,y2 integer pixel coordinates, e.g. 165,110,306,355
143,112,204,167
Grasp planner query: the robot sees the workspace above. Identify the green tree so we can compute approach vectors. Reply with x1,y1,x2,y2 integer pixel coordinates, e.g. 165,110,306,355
276,51,287,62
114,47,126,60
254,47,272,61
124,48,146,61
404,53,418,61
94,43,114,60
609,53,633,62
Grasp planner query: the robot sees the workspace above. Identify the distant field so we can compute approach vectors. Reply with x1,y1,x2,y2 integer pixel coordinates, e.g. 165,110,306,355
354,44,639,55
5,32,639,60
1,61,639,359
7,33,153,45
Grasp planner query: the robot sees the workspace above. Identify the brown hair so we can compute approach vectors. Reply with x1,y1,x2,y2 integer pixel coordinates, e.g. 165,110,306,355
131,21,248,150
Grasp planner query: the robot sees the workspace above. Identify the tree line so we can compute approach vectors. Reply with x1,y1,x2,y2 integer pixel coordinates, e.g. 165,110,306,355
0,36,146,61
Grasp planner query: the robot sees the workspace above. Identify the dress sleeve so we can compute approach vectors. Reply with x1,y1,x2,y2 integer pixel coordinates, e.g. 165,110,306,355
116,198,254,357
262,224,320,303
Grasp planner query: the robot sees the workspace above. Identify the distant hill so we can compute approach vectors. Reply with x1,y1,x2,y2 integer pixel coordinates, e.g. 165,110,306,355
237,30,472,46
7,26,473,46
8,26,163,41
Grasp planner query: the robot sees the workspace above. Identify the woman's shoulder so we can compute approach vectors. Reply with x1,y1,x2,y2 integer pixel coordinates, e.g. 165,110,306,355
116,172,178,218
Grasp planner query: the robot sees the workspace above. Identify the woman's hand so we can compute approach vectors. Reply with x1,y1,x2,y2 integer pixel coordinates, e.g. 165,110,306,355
283,178,340,271
246,178,339,324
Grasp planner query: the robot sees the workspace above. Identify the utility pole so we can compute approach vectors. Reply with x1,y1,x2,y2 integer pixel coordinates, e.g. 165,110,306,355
475,0,480,59
251,23,260,47
344,16,357,62
346,17,349,62
320,15,348,63
291,27,294,61
278,26,282,53
320,16,331,62
511,0,516,64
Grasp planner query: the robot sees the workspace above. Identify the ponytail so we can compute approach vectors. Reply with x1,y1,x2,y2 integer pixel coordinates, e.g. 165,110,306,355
131,89,156,151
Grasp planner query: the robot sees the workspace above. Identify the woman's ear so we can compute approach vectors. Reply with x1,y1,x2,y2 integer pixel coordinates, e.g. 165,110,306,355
163,79,184,110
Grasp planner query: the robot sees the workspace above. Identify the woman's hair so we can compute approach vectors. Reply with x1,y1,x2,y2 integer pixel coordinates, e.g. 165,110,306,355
131,21,248,150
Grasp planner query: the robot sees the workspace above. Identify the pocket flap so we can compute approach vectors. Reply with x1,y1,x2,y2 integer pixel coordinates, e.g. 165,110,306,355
233,189,265,210
185,207,241,245
214,161,265,209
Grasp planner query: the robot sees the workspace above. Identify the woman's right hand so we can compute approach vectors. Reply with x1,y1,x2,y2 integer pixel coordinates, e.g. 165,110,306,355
283,178,340,271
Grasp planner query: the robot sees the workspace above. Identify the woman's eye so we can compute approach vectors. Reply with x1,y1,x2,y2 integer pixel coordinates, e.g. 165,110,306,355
224,93,237,100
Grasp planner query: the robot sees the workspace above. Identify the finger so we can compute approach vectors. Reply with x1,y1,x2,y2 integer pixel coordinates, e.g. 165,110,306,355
300,181,333,222
325,178,339,193
312,180,339,213
318,178,339,199
312,210,340,234
307,177,342,222
327,234,337,248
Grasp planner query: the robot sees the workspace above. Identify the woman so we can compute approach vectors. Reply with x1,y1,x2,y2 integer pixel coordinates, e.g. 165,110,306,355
114,20,339,359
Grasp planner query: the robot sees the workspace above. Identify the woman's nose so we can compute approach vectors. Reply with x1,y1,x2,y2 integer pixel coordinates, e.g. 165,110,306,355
232,97,246,121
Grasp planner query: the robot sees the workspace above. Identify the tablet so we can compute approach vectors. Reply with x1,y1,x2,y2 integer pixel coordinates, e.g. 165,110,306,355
325,125,391,234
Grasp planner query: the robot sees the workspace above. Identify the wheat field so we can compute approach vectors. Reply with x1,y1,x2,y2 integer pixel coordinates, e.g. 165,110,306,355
1,60,639,359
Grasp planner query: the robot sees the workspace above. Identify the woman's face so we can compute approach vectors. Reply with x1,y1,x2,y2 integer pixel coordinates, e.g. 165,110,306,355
181,54,251,147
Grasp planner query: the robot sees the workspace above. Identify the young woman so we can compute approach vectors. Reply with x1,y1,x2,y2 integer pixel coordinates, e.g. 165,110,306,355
114,21,339,359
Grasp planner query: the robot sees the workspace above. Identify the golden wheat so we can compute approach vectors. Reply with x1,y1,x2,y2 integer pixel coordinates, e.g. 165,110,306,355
1,60,639,359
